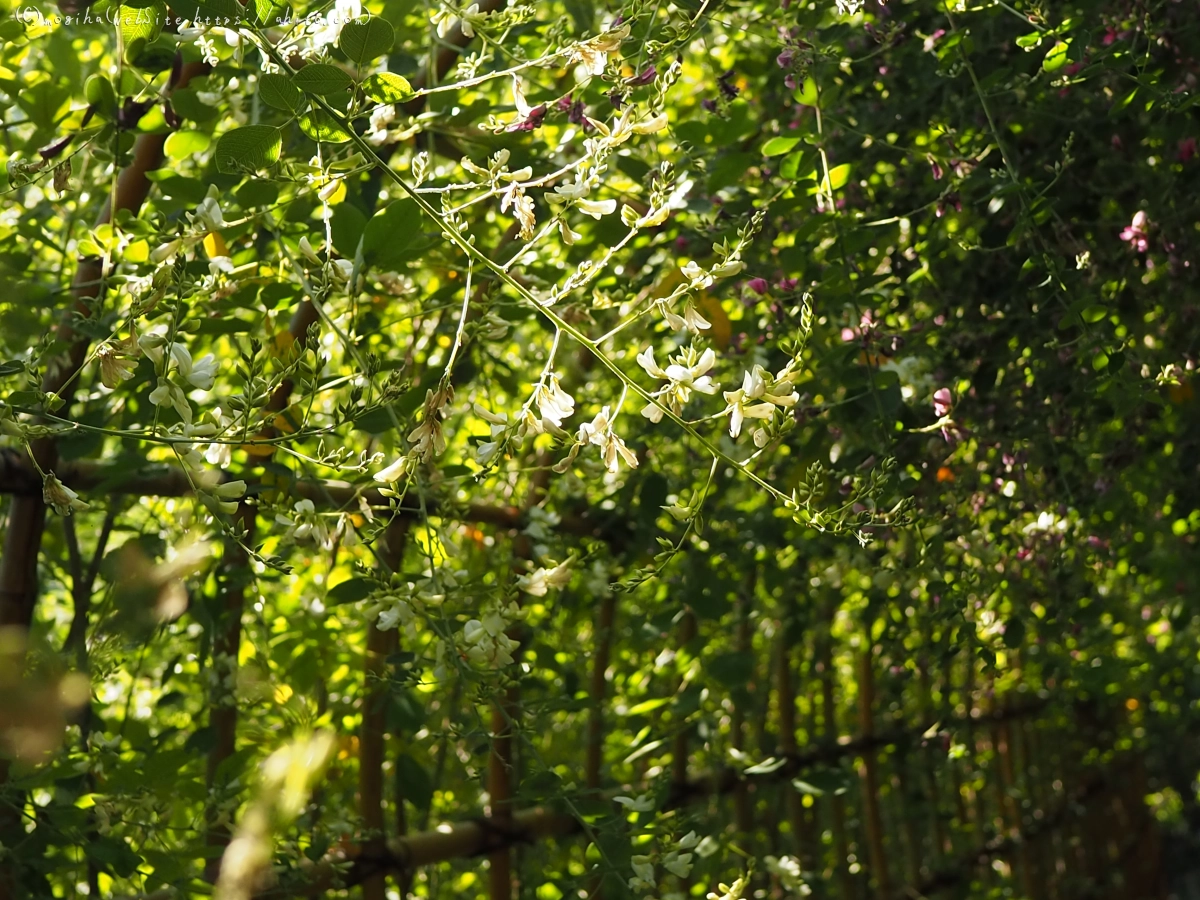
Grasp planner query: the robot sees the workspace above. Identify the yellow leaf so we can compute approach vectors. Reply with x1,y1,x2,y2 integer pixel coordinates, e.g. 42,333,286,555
203,231,228,258
697,292,731,351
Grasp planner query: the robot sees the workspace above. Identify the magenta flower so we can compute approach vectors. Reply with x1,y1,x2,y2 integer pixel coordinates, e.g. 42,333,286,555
777,48,796,69
1120,210,1150,252
933,388,953,417
1178,138,1196,163
776,277,798,291
746,277,769,295
923,28,945,52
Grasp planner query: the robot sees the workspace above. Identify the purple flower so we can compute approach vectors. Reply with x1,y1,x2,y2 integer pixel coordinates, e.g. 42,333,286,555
702,98,717,112
777,48,796,69
776,277,798,291
568,99,586,125
556,94,573,112
929,157,943,180
607,89,626,109
784,74,797,90
1120,210,1150,252
627,66,656,86
746,277,769,295
933,388,953,417
507,105,546,133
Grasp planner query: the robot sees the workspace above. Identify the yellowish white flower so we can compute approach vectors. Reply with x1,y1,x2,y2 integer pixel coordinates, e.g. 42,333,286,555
722,365,799,439
636,345,719,423
516,556,574,596
43,472,88,516
577,406,638,473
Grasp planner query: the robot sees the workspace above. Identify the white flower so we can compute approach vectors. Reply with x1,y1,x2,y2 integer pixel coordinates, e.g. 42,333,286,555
721,366,798,439
43,472,88,516
374,455,413,484
577,198,616,219
377,598,414,632
516,556,574,596
149,378,192,424
663,852,693,878
613,793,655,811
501,183,536,240
552,173,591,201
512,75,533,118
633,112,668,134
577,406,638,472
681,302,711,333
534,374,575,427
569,23,630,76
637,345,719,422
184,353,218,390
462,607,519,667
276,499,331,548
194,186,225,231
214,480,246,500
151,239,181,263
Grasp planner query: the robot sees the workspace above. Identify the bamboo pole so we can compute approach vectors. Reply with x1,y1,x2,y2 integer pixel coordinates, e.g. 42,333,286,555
857,647,891,900
205,506,256,882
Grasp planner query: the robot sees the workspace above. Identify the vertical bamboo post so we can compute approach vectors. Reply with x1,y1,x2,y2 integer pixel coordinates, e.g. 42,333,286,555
587,594,617,791
776,631,814,870
857,646,890,900
205,506,256,882
818,620,853,900
360,520,409,900
730,594,755,837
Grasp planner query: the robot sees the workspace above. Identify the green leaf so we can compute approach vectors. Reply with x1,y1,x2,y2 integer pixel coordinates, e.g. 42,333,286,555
824,162,851,191
326,577,373,605
792,76,818,106
762,135,802,157
259,73,304,113
293,64,355,96
1043,41,1069,72
1015,32,1042,49
1092,351,1109,371
1081,304,1108,324
215,125,282,173
623,739,664,764
118,0,167,52
0,360,25,376
395,753,433,811
299,109,353,143
254,0,289,24
339,17,394,65
626,697,669,716
362,72,414,104
164,130,210,160
88,836,142,878
362,198,422,267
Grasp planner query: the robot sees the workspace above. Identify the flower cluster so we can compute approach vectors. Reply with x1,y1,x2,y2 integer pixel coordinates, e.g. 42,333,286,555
636,345,719,422
722,365,800,444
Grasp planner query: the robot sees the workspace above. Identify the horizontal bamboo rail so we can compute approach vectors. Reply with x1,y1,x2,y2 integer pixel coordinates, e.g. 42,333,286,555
257,698,1051,895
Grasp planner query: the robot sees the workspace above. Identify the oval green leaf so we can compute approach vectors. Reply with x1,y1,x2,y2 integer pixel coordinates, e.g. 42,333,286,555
762,135,801,157
299,109,352,143
293,63,354,96
259,73,304,112
1043,41,1069,72
215,125,282,174
339,17,394,65
164,130,211,160
362,72,414,104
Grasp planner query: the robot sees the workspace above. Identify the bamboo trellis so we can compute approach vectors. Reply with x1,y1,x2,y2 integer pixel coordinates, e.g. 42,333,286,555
0,9,1172,900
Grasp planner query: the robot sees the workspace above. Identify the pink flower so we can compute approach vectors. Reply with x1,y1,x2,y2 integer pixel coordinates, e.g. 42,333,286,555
1178,138,1196,163
746,277,769,295
923,28,945,52
933,388,953,417
1120,210,1150,253
776,277,799,291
